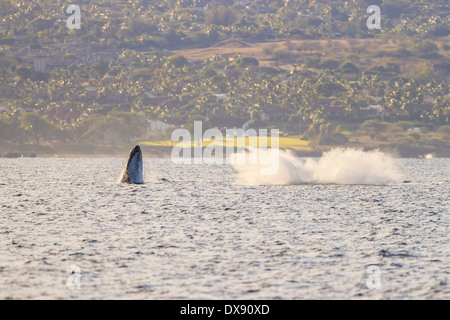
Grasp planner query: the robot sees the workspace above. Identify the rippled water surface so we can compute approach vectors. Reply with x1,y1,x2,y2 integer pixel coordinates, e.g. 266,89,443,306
0,157,448,299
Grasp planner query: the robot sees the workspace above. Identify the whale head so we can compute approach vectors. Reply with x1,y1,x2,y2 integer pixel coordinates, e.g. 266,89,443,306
120,145,144,184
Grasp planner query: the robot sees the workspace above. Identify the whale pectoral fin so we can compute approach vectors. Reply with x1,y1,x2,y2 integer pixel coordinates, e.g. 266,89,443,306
120,171,129,183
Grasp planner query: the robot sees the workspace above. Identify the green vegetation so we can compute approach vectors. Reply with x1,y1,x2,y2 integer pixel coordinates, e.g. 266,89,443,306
0,0,448,157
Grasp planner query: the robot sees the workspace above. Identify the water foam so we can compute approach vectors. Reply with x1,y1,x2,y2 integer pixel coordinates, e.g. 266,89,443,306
232,148,401,185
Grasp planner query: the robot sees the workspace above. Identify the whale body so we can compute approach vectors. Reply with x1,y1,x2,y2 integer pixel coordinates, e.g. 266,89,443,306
120,145,144,184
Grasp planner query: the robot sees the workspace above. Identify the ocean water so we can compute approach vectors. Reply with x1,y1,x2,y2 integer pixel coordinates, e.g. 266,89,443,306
0,153,448,299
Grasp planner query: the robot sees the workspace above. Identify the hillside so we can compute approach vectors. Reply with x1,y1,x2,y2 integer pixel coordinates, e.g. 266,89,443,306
0,0,449,157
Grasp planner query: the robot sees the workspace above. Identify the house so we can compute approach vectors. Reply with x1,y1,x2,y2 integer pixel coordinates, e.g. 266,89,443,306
391,18,403,27
99,91,129,104
54,13,67,20
358,108,378,120
210,117,252,131
208,94,229,105
260,108,284,122
164,117,185,127
142,92,170,105
51,88,71,100
324,106,347,119
359,104,386,120
361,104,382,112
179,95,194,104
85,87,98,98
73,78,88,86
362,87,377,97
66,110,84,123
101,76,122,84
147,119,173,137
44,109,84,124
0,85,19,99
34,55,48,72
318,98,337,107
31,90,48,100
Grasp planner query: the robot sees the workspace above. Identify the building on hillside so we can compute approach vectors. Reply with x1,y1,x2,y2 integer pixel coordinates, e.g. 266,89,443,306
0,85,19,99
147,119,173,137
142,92,170,105
209,94,229,105
34,55,48,72
209,117,252,132
44,109,84,124
324,106,347,119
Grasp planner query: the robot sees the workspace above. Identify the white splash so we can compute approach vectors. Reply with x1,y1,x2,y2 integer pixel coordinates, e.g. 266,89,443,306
232,148,402,185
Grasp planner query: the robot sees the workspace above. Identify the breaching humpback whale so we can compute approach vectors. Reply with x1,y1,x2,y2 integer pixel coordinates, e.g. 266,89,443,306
120,145,144,184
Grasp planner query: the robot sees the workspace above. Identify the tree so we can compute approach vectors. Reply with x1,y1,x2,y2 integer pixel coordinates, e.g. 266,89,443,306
185,114,210,135
27,17,54,32
0,57,16,75
339,61,359,74
20,112,56,145
343,85,360,119
316,81,346,97
236,56,259,68
78,112,146,145
17,67,32,80
167,55,189,68
164,29,183,46
79,115,125,145
403,61,439,83
383,80,426,121
0,1,14,17
0,118,21,141
205,5,237,26
319,58,341,70
411,39,439,58
93,59,109,78
429,82,449,124
108,111,147,140
295,78,322,135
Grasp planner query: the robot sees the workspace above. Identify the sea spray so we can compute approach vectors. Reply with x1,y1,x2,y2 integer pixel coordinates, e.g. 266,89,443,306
232,148,402,185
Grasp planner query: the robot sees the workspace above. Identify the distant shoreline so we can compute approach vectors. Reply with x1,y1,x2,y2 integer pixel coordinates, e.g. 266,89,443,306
1,145,448,159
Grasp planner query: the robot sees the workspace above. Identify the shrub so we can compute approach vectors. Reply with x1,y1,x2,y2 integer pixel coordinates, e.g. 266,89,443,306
407,130,423,142
304,56,321,68
358,120,388,135
131,67,153,80
339,61,359,74
316,82,346,97
273,49,296,60
319,58,340,70
235,56,259,68
167,55,188,68
437,125,450,134
373,48,412,58
395,121,420,130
